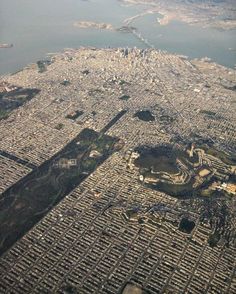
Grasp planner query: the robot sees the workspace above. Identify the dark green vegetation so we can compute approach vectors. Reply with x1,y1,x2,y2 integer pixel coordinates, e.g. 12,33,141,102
189,133,214,147
200,110,223,120
81,69,90,75
135,145,179,174
0,128,122,256
208,232,221,247
200,197,233,247
0,87,40,120
153,179,197,198
0,109,9,120
134,144,234,199
119,94,130,101
61,284,78,294
37,60,52,73
134,145,197,197
60,80,71,86
125,206,140,220
66,110,84,121
200,110,216,116
223,84,236,92
134,110,155,122
55,123,64,130
201,145,236,165
179,217,195,234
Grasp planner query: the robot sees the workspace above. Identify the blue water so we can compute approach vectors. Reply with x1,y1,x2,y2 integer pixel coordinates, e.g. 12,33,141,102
0,0,235,74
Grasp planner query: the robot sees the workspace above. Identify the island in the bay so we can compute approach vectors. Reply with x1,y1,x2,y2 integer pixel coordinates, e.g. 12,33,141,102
0,44,13,49
74,21,114,30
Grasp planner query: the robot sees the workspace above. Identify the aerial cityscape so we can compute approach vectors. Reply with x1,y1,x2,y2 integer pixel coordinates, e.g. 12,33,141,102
0,1,235,294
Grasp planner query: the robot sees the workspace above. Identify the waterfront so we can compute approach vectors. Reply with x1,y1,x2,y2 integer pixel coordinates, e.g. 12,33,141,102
0,0,236,75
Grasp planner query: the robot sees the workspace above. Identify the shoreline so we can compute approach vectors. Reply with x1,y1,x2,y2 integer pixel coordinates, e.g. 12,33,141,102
1,46,235,79
120,0,236,30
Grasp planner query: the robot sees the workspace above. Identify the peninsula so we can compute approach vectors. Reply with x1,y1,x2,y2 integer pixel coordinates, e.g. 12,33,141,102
121,0,236,30
0,47,235,294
